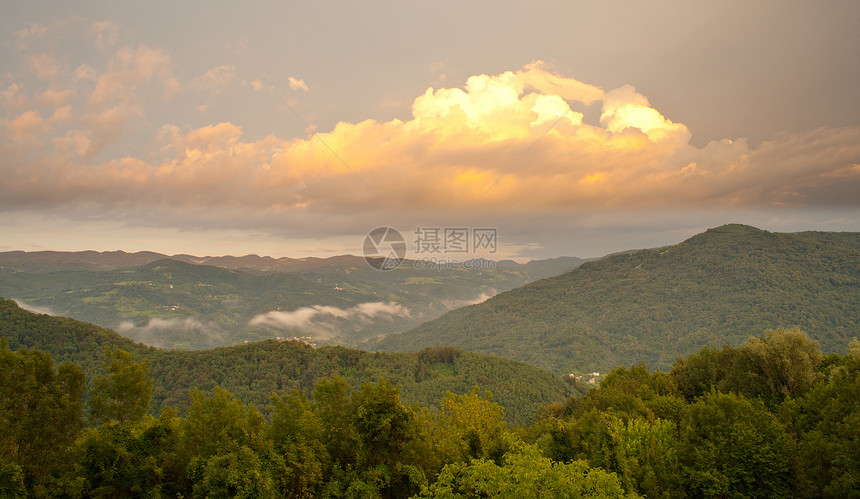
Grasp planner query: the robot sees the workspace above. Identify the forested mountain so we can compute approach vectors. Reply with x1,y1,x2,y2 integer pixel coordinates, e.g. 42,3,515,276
0,298,576,426
0,252,583,349
4,308,858,497
376,224,860,374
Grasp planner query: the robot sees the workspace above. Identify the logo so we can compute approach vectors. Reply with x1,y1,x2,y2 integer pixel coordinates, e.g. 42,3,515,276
363,227,406,270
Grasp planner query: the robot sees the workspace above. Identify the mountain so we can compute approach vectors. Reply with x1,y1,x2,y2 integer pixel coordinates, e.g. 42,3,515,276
0,298,576,425
0,258,382,349
0,254,584,349
0,250,585,277
375,224,860,374
0,250,168,272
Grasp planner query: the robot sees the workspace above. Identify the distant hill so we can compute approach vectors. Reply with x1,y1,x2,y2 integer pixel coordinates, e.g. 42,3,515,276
0,249,584,277
0,253,584,349
0,298,576,425
375,224,860,374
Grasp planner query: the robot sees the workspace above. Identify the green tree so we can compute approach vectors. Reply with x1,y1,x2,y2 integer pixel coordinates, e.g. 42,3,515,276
189,446,274,499
352,379,417,466
350,379,424,497
742,327,823,399
269,388,327,497
183,386,267,459
0,457,26,498
88,347,153,425
77,408,191,497
312,375,359,468
789,339,860,496
421,388,508,467
619,417,683,498
183,387,273,497
0,342,85,494
420,437,637,498
680,390,793,498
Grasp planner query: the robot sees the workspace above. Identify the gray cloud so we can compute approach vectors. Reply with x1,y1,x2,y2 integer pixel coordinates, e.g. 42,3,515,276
116,317,225,348
12,299,55,316
248,301,411,337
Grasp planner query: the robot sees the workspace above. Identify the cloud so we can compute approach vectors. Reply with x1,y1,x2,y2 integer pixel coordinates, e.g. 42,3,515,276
31,54,60,80
193,65,236,93
243,79,266,92
12,299,55,316
91,20,119,50
73,64,98,81
14,23,47,50
89,45,178,107
440,289,497,310
248,301,411,336
1,55,858,241
10,110,47,142
288,76,308,92
116,316,225,348
600,84,689,144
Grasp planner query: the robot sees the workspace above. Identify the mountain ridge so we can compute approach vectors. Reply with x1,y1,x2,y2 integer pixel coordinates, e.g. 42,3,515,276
0,251,586,350
375,224,860,374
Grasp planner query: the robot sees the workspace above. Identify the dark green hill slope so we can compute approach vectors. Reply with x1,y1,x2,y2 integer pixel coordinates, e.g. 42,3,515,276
0,298,574,425
376,224,860,374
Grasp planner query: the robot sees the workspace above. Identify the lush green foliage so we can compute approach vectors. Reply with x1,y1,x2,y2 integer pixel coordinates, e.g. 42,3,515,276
0,342,86,496
419,437,636,498
87,347,153,425
530,328,860,498
378,224,860,374
0,299,576,425
2,316,859,497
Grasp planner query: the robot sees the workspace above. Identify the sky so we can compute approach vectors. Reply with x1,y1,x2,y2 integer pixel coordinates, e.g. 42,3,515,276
1,0,859,261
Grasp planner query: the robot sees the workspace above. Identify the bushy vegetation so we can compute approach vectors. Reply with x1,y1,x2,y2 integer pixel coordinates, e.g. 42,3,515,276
0,299,577,426
3,325,859,497
378,225,860,374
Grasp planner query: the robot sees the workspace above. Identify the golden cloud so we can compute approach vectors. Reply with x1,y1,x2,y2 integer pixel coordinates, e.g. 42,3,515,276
2,61,859,228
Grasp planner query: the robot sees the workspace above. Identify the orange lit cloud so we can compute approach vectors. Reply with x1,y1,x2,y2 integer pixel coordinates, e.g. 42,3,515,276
193,65,236,94
2,54,859,238
288,77,309,92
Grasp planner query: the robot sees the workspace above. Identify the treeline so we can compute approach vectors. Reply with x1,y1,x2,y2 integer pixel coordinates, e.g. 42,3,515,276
2,327,858,497
0,298,577,426
0,343,624,498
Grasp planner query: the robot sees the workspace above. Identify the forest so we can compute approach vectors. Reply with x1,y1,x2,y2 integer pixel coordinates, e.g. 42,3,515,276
0,299,577,427
378,225,860,374
2,326,858,497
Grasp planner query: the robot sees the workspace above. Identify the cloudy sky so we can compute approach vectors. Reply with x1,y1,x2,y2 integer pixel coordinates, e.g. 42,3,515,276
2,0,859,260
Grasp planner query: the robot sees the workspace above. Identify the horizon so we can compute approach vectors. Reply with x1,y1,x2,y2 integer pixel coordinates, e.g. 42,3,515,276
2,222,854,264
2,2,859,260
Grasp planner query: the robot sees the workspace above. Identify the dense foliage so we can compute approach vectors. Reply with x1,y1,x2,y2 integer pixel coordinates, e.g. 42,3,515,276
378,224,860,374
0,299,577,425
3,326,859,497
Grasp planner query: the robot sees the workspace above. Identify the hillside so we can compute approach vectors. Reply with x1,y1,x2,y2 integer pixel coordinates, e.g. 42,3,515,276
0,253,583,349
375,224,860,374
0,298,575,425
